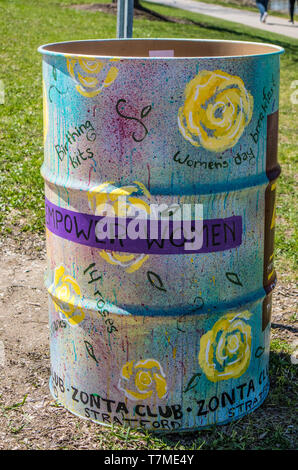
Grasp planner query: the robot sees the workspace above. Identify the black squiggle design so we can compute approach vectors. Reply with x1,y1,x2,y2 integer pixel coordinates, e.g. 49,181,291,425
191,296,204,312
116,98,152,142
49,85,68,103
176,314,187,333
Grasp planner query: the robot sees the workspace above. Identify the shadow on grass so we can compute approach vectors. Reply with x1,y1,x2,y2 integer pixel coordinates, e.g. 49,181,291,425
182,19,298,56
271,322,298,334
187,19,298,52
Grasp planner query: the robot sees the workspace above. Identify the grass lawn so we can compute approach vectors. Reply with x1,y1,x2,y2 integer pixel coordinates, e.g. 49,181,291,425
0,0,297,450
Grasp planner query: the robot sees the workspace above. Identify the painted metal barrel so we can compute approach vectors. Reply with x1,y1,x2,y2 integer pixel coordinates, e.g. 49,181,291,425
39,39,283,432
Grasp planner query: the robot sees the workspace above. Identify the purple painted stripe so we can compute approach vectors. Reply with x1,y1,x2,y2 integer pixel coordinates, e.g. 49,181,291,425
45,198,242,254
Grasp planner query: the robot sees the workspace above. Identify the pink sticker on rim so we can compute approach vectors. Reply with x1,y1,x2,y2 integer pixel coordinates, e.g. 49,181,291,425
149,50,174,57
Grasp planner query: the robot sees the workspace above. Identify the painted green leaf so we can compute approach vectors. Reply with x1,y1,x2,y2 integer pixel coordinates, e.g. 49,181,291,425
147,271,167,292
226,272,243,286
141,105,152,119
183,373,202,393
255,346,265,358
84,340,98,363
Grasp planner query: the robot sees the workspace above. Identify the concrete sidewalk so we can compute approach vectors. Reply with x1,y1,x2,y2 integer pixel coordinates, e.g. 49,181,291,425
147,0,298,39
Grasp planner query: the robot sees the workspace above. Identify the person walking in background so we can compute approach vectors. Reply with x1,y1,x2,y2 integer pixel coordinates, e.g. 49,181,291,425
256,0,269,23
289,0,296,24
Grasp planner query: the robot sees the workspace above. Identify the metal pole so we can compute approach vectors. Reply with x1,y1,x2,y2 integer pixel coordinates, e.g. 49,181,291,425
117,0,134,38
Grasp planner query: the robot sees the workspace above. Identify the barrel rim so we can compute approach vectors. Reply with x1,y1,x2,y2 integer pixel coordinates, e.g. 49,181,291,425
37,38,284,60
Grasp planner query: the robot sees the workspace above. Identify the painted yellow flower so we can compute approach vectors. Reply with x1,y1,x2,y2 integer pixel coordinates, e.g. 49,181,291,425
65,56,119,98
198,311,252,382
43,80,49,144
48,265,85,326
88,181,151,273
178,70,253,152
118,359,168,401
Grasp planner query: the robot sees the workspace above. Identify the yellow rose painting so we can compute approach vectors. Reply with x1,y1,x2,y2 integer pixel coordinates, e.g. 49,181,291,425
118,359,168,401
49,265,85,326
88,181,151,273
178,70,253,152
198,311,252,382
66,56,119,98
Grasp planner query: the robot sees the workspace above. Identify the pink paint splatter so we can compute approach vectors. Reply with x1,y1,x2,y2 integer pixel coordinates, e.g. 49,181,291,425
88,166,94,186
147,163,151,191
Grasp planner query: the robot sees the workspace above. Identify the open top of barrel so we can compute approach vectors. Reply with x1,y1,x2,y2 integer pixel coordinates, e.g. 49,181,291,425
38,38,284,59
